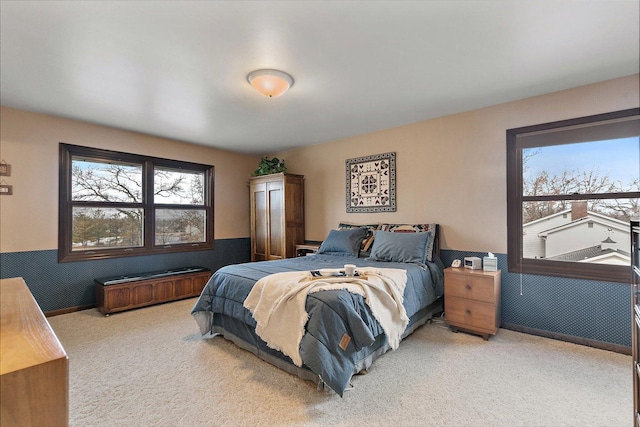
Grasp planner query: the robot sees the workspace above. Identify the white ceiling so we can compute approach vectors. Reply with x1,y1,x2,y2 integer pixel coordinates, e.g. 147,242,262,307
1,1,638,155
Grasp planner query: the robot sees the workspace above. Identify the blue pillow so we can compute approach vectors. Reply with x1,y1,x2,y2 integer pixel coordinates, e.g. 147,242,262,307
317,228,369,257
367,230,431,264
378,223,438,261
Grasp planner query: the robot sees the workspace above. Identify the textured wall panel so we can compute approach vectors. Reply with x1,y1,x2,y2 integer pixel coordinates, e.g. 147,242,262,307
0,238,250,312
440,249,630,347
1,243,629,347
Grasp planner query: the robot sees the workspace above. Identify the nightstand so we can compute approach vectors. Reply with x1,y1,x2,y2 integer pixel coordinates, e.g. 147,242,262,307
444,267,501,340
295,243,321,257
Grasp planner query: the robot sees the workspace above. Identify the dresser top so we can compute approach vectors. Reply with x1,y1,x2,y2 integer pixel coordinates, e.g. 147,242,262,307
444,267,501,277
1,277,67,375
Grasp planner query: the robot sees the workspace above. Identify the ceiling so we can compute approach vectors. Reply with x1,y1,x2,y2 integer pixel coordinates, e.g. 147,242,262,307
1,1,638,155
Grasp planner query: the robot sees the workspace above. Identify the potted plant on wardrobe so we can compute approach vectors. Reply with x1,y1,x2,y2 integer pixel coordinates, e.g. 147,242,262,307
251,156,287,176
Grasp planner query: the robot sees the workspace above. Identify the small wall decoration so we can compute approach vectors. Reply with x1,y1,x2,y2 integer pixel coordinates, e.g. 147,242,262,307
346,152,396,213
0,160,10,176
0,181,12,195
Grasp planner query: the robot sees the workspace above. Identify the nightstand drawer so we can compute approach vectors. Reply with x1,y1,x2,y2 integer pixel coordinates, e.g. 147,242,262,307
444,272,496,303
445,295,496,332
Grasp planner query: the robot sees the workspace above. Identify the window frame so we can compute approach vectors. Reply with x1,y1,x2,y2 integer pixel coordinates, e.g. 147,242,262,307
59,143,214,262
506,108,640,283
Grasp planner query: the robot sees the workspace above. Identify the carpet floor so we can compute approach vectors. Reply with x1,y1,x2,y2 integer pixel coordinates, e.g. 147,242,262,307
48,298,631,427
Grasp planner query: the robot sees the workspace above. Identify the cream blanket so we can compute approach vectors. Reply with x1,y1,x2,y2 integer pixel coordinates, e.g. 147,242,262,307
243,267,408,367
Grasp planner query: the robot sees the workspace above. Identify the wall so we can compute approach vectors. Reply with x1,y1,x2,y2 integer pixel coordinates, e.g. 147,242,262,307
1,75,638,347
275,74,640,349
0,107,258,311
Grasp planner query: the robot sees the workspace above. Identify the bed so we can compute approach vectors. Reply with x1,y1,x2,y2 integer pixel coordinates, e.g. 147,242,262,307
191,223,444,396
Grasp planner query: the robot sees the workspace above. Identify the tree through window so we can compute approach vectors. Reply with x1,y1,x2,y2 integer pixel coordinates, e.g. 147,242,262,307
59,144,214,262
507,109,640,282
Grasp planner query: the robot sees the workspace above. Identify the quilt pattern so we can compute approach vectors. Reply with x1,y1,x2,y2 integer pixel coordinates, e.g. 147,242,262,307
346,152,396,213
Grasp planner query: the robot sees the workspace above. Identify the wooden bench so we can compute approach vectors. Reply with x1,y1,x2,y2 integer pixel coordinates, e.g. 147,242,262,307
95,266,212,315
1,277,68,427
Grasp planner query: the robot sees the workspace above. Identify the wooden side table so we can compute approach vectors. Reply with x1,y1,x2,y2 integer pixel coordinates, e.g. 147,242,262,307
444,267,501,340
295,243,321,257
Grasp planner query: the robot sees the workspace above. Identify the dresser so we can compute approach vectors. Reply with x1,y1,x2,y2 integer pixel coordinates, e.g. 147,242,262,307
444,267,501,340
249,173,304,261
1,277,68,426
631,220,640,426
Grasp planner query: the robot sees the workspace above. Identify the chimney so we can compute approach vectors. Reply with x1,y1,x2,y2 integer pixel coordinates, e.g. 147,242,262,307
571,201,588,221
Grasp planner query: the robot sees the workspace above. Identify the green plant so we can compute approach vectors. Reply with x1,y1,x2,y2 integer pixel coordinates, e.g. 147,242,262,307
252,156,287,176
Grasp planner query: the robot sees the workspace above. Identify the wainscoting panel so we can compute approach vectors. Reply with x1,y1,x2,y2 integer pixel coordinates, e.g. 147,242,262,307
2,243,629,348
0,238,250,313
440,249,630,348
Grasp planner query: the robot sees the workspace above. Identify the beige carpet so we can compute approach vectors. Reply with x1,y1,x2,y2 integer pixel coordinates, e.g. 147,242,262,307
48,298,631,427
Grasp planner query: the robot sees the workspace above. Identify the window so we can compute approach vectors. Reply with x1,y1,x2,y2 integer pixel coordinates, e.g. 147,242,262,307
507,109,640,283
59,144,214,262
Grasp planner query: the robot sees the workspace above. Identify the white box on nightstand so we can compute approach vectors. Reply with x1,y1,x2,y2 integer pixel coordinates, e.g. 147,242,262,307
483,257,498,271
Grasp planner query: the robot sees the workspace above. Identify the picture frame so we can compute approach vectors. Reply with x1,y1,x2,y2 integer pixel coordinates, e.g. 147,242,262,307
0,161,10,176
0,184,13,195
345,152,396,213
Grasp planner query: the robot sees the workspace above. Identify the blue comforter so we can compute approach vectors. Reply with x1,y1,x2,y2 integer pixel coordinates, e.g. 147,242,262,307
191,254,444,396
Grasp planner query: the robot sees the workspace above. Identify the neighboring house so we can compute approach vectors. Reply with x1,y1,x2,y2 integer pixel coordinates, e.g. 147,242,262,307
523,202,631,265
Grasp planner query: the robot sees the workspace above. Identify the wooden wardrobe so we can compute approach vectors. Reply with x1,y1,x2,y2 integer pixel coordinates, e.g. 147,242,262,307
249,173,304,261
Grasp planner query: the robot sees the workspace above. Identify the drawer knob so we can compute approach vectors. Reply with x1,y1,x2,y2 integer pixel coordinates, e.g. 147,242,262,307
466,309,471,315
465,284,472,290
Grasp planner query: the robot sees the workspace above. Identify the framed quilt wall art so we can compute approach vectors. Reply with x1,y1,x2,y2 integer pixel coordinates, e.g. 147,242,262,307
346,152,396,213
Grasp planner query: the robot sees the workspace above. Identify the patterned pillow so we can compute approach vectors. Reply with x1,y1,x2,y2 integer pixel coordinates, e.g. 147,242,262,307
337,222,379,252
378,223,438,261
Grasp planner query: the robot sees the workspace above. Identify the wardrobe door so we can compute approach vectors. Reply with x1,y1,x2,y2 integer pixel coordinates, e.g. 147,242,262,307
266,180,284,260
250,181,268,261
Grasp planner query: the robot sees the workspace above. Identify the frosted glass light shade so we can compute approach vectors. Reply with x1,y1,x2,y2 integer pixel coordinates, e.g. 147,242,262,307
247,69,294,98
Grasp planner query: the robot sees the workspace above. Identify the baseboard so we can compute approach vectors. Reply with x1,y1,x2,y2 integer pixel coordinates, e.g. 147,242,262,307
501,322,631,355
45,304,94,317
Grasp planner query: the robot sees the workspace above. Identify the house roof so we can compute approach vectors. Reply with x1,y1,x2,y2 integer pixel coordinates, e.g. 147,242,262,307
523,209,572,228
545,244,630,262
536,211,629,237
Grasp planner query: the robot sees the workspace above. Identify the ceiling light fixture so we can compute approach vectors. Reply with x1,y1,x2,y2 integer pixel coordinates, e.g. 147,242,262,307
247,69,294,98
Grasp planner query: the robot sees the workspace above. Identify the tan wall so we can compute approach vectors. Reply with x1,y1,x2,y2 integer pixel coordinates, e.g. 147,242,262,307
277,74,640,253
2,75,637,254
0,107,259,253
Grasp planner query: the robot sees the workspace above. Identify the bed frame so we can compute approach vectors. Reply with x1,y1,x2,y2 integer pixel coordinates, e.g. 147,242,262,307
209,297,443,391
